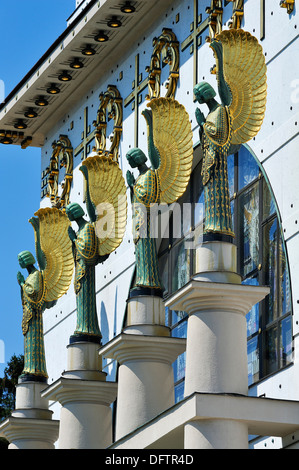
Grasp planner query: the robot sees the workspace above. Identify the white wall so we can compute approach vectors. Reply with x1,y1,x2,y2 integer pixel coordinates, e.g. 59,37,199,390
41,0,299,443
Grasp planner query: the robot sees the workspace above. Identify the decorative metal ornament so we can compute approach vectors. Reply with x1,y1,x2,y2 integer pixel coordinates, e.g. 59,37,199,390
206,0,223,41
0,129,30,148
65,153,127,341
226,0,244,29
17,208,74,380
47,135,73,209
47,84,60,95
194,29,267,237
280,0,295,14
81,45,96,56
24,108,38,118
146,28,180,100
126,97,193,294
93,85,123,162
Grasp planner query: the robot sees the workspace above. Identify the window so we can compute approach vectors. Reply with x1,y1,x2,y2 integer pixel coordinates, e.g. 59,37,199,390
159,145,292,399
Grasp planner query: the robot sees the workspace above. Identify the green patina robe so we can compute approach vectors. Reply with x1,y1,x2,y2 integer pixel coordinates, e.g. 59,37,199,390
21,270,48,379
73,222,101,338
132,169,163,290
201,104,234,237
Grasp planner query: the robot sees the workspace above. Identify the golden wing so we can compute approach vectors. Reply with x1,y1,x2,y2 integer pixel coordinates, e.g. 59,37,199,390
148,97,193,204
34,207,74,302
212,29,267,145
81,155,127,256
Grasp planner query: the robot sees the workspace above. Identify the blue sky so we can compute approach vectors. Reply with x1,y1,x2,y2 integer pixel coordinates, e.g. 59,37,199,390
0,1,75,376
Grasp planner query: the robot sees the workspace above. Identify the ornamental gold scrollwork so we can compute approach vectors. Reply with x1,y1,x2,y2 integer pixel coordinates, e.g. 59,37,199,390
206,1,223,41
226,0,244,29
47,135,73,209
93,85,123,163
280,0,295,14
146,28,180,100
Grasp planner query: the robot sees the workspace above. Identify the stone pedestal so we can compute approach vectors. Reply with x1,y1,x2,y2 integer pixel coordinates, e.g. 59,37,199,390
42,340,117,449
165,240,270,449
0,380,59,449
101,294,186,441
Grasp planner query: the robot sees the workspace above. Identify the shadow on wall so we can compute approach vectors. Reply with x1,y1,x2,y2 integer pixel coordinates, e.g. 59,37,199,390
99,286,118,380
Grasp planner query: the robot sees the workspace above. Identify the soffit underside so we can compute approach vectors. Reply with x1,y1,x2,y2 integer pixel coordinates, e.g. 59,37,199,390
0,0,174,148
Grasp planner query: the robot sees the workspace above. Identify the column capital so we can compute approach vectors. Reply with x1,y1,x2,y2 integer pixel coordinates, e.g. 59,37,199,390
100,333,186,365
0,416,59,449
41,377,117,407
165,279,270,317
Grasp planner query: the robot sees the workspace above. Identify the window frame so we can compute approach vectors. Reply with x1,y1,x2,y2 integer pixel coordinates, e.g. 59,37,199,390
158,144,293,395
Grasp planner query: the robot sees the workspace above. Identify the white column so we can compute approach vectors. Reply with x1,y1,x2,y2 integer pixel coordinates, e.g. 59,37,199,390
0,381,59,449
165,241,270,449
100,295,186,441
42,341,117,449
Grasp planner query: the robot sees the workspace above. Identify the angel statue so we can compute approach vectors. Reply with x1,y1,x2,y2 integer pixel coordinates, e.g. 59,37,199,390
17,208,74,382
194,29,267,239
66,155,127,343
126,97,193,297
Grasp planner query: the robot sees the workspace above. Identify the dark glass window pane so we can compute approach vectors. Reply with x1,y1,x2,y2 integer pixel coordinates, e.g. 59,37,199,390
173,353,186,383
193,163,205,227
159,252,169,296
265,325,278,375
263,179,276,219
263,218,278,323
165,306,171,327
238,146,259,190
238,183,259,276
247,336,259,386
243,275,259,336
172,320,188,338
171,310,188,326
171,240,190,292
227,153,235,197
172,321,187,384
280,316,292,367
174,381,185,403
172,187,191,242
280,245,292,315
231,199,235,233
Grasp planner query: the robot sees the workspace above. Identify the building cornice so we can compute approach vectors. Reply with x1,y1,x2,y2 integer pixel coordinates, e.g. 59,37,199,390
0,0,174,148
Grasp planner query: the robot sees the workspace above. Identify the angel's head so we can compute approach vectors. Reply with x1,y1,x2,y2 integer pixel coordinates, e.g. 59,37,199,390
126,148,147,168
66,202,85,221
18,251,36,269
194,82,216,104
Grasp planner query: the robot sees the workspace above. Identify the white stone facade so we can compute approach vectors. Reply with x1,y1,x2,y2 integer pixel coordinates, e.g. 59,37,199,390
0,0,299,449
